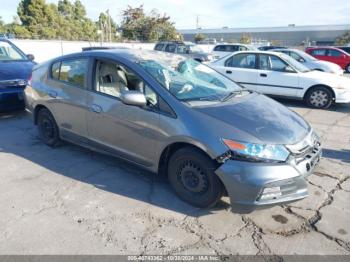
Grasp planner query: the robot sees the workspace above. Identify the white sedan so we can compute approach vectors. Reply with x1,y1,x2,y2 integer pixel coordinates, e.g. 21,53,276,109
210,51,350,108
272,48,344,75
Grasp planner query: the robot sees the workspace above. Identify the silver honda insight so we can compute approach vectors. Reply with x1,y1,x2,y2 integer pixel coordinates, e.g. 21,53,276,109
25,49,322,212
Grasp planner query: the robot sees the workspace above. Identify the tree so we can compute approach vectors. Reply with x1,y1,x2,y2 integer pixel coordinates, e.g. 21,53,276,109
194,33,206,43
335,31,350,46
120,5,179,42
0,16,5,32
98,11,119,42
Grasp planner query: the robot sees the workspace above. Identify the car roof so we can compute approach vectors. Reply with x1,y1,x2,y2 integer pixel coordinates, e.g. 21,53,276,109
52,48,187,63
214,43,248,46
230,50,284,56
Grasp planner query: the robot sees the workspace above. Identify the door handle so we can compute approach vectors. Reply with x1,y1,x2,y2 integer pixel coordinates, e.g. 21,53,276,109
91,104,102,113
226,70,232,74
48,91,57,98
260,73,267,77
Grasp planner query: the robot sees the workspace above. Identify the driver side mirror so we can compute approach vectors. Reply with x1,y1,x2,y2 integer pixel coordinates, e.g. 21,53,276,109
26,54,35,61
284,66,295,73
298,58,305,63
120,91,147,107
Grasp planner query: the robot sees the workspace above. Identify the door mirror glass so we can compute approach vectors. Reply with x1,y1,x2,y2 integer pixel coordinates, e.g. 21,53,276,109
120,91,147,107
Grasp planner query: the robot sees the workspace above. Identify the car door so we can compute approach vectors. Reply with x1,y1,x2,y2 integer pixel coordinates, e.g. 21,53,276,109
164,43,176,53
256,54,299,97
47,58,90,142
85,58,161,167
326,49,347,68
214,53,259,91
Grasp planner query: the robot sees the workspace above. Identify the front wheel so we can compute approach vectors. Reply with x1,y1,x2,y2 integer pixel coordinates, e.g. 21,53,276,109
305,86,333,109
346,64,350,73
167,147,223,208
37,108,60,147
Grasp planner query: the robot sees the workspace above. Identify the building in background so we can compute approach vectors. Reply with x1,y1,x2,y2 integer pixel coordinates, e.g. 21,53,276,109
179,24,350,46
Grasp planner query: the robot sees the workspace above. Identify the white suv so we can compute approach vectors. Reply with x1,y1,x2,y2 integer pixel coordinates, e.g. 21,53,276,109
212,44,256,60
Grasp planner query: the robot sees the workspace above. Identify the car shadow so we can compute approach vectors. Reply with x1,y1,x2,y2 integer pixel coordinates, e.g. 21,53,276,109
274,98,350,113
322,148,350,164
0,111,233,217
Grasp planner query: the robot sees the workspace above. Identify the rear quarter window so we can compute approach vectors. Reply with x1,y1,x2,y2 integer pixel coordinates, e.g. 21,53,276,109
50,58,88,88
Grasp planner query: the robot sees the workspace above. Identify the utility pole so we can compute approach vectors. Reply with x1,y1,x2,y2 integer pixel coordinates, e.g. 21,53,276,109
196,15,199,29
106,9,112,42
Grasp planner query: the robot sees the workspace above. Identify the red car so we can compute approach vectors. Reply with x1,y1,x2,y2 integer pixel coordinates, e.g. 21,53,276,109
306,47,350,73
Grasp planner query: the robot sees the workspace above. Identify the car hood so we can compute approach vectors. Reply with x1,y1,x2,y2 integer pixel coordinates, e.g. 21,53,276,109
309,60,342,71
0,60,34,81
194,93,310,145
301,70,350,89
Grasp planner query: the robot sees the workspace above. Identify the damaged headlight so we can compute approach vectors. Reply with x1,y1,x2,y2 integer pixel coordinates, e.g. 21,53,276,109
221,139,290,163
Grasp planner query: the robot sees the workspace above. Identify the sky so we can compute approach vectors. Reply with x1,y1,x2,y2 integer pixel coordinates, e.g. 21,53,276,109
1,0,350,29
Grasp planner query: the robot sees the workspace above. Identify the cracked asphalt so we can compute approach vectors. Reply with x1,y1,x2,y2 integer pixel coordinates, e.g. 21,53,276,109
0,99,349,255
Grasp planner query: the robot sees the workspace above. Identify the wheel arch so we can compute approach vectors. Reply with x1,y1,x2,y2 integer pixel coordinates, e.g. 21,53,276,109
33,104,50,125
157,141,228,195
303,84,335,101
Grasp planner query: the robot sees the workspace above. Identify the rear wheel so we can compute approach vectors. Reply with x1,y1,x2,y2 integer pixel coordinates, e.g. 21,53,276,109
167,147,223,208
305,86,333,109
37,108,60,147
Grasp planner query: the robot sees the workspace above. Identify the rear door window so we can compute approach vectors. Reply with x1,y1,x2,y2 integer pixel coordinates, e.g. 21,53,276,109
165,44,176,53
225,53,256,69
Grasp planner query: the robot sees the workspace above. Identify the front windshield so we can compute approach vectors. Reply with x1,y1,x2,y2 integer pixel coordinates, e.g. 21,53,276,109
0,41,27,61
280,53,310,73
296,50,317,61
139,57,242,102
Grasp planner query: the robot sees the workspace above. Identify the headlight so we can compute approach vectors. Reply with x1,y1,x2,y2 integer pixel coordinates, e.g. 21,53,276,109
222,139,290,162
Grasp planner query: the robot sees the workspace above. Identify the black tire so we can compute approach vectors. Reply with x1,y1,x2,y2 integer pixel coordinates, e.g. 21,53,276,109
346,64,350,73
37,108,60,147
167,147,223,208
305,86,333,109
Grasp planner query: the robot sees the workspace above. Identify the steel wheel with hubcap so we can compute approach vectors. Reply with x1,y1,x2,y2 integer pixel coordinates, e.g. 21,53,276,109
305,86,333,109
37,108,60,147
168,147,223,208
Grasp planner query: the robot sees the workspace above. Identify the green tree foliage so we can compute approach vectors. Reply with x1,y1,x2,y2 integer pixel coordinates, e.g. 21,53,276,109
194,33,206,43
2,1,179,42
121,5,180,42
335,31,350,45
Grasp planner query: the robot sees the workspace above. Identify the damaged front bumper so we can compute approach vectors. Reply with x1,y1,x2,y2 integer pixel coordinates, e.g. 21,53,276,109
215,144,321,213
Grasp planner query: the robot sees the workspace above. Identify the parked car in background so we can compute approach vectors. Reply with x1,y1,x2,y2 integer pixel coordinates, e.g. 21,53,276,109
25,49,321,211
258,46,287,51
306,47,350,73
0,39,35,111
198,38,217,45
154,41,213,62
272,48,343,75
210,51,350,108
335,46,350,54
212,44,256,59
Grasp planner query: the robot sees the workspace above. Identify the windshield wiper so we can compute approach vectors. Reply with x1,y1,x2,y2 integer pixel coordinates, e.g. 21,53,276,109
220,91,241,102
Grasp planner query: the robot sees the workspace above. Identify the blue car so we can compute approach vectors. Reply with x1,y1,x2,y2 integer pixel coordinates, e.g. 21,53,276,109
0,39,35,111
